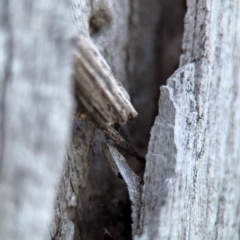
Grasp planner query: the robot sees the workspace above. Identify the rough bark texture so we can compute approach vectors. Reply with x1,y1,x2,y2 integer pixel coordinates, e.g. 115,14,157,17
2,0,239,239
51,0,185,239
50,119,96,240
139,0,240,239
52,1,136,239
0,0,75,240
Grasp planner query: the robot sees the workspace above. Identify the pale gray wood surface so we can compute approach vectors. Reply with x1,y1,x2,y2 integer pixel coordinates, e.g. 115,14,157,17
139,0,240,239
1,0,239,239
103,143,142,236
0,0,75,239
51,1,135,239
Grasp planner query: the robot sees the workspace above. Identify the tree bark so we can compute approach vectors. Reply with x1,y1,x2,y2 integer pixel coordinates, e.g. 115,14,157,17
0,1,75,239
139,0,240,239
1,0,240,239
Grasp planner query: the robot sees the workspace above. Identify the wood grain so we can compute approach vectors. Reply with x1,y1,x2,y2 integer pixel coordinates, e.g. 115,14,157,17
138,0,240,239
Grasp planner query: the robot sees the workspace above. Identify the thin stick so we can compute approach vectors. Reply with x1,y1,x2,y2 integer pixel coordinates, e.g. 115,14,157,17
103,127,145,162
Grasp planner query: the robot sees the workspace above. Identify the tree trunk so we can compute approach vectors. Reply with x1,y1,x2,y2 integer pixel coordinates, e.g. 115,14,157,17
139,1,240,239
0,1,75,239
1,0,240,240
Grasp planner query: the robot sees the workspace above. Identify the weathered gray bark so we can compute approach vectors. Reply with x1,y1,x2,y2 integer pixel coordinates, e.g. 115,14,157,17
0,0,75,239
1,0,240,239
51,1,136,240
139,0,240,239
